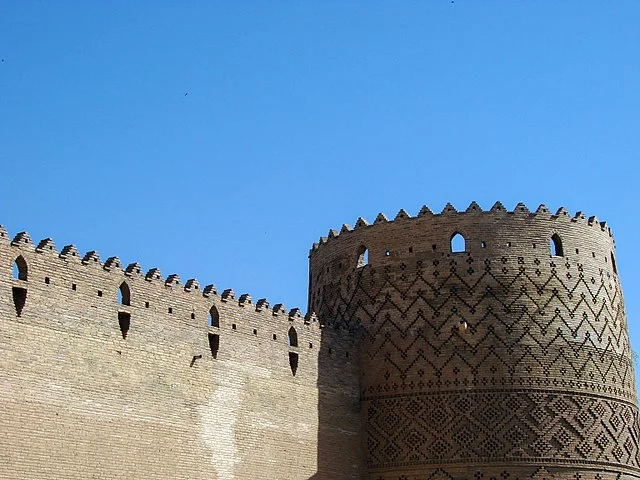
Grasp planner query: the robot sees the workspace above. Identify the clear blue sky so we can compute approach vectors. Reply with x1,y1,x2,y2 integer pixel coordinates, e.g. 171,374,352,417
1,2,639,354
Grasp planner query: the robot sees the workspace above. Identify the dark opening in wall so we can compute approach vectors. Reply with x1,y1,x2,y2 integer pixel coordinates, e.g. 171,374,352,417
97,290,103,297
208,333,219,359
118,312,131,339
72,283,77,291
145,301,149,308
611,252,618,274
168,307,173,314
13,256,28,281
12,287,27,316
191,313,195,320
288,326,298,347
253,329,257,335
289,352,298,376
209,305,220,328
450,233,465,253
273,334,277,340
356,245,369,268
481,241,487,248
550,234,564,257
232,324,236,330
118,282,130,306
44,277,50,285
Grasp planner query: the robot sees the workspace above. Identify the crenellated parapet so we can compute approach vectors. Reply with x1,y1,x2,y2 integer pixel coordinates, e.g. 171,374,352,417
308,201,637,479
310,201,614,255
0,227,353,383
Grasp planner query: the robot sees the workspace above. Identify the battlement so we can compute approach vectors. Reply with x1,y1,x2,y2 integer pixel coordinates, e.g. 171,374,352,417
0,225,365,386
2,226,315,322
310,201,614,254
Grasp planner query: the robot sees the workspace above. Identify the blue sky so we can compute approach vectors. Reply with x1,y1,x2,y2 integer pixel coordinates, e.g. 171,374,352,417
1,2,639,355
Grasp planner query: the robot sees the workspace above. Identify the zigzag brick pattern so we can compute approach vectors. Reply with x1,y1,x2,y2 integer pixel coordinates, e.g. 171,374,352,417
309,203,640,479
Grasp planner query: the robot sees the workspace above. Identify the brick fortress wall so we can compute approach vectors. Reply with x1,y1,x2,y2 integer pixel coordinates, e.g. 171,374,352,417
309,201,640,479
0,227,361,480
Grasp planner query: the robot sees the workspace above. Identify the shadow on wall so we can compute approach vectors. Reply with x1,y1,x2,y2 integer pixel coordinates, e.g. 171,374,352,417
312,324,363,479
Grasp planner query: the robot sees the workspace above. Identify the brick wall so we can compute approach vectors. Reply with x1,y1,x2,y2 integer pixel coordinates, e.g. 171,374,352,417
0,228,361,480
309,202,640,479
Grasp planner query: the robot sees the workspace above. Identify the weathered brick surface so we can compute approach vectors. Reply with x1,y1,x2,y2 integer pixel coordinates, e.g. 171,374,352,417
2,201,637,480
309,202,640,479
0,228,361,479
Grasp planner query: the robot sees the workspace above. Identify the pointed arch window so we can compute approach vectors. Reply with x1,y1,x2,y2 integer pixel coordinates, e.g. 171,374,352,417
550,234,564,257
450,233,466,253
356,245,369,268
288,326,298,347
118,282,131,306
209,305,220,328
13,256,28,281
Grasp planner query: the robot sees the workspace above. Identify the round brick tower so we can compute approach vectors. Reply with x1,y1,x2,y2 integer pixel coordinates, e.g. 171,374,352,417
309,202,640,480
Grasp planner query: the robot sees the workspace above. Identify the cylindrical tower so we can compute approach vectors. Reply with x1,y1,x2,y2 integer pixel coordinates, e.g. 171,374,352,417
309,201,639,480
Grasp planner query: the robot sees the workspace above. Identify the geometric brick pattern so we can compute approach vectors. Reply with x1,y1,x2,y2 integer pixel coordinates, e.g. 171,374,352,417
366,391,640,470
316,258,636,401
310,207,640,479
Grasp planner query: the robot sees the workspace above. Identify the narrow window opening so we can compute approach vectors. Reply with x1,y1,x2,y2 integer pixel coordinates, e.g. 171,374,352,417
409,247,413,253
145,301,149,308
550,234,564,257
118,282,130,306
450,233,466,253
346,351,350,358
309,342,313,349
208,333,219,359
432,244,437,251
506,242,512,247
191,313,195,320
273,333,277,340
168,307,173,314
13,256,28,281
72,283,77,291
232,323,236,330
44,277,50,285
384,250,390,257
611,252,618,274
532,243,536,249
289,352,299,376
481,241,486,248
209,306,220,327
288,326,298,347
118,312,131,339
328,347,332,355
97,290,103,297
356,245,369,268
253,329,257,335
12,287,27,316
575,248,579,254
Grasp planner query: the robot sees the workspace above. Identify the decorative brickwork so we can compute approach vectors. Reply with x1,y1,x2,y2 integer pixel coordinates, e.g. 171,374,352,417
1,201,638,479
309,202,639,479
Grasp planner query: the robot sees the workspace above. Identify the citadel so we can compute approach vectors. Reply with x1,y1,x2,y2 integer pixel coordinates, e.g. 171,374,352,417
1,201,638,480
